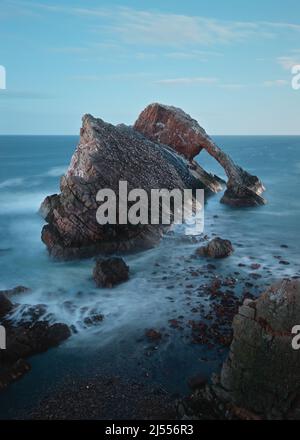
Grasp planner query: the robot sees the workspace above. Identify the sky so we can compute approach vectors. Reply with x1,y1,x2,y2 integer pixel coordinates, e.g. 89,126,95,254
0,0,300,134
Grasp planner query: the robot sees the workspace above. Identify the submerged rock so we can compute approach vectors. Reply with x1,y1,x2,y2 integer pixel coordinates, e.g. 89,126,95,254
134,103,266,207
196,237,234,259
145,329,162,342
93,257,129,288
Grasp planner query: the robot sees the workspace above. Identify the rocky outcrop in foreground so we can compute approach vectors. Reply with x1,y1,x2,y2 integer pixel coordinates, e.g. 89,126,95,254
0,290,71,391
179,279,300,420
134,103,266,207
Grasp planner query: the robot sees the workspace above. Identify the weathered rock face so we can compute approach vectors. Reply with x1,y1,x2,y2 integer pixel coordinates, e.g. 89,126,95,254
0,290,71,392
217,279,300,419
0,293,13,318
39,194,60,223
0,286,30,298
93,257,129,288
40,103,266,259
196,237,234,259
134,103,266,207
134,103,206,160
40,113,218,260
178,279,300,420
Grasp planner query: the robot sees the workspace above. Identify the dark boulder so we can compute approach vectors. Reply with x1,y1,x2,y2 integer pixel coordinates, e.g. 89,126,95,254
196,237,234,259
0,293,13,319
0,286,30,298
0,291,71,392
93,257,129,288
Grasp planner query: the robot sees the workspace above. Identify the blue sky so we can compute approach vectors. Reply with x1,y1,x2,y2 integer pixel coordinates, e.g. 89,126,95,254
0,0,300,134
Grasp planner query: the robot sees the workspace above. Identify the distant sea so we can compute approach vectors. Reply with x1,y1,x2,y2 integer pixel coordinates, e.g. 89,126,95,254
0,135,299,418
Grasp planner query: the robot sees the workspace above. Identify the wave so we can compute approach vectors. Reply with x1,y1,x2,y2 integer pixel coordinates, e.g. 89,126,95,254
0,177,24,189
45,166,67,177
0,191,48,215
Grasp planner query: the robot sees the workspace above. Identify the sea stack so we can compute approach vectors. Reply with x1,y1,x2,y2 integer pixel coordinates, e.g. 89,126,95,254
40,104,266,260
134,103,266,207
40,112,221,259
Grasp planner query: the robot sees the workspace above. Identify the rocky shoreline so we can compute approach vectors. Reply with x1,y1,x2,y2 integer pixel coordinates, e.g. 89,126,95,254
179,279,300,420
1,103,298,420
0,287,71,391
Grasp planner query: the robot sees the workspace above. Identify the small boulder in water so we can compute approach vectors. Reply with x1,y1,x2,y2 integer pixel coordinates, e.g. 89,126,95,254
145,329,162,342
196,237,234,259
93,257,129,288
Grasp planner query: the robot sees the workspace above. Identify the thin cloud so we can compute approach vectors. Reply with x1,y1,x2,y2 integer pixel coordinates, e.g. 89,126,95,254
6,2,300,49
0,90,54,99
263,79,289,87
155,77,218,85
277,56,300,70
71,73,154,81
219,83,245,90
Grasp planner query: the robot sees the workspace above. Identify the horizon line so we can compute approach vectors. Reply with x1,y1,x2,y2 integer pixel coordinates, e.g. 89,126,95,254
1,133,300,137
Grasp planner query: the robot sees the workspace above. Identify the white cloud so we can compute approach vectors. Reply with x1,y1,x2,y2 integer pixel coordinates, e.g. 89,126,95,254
6,2,300,49
155,77,218,85
218,83,245,90
71,73,153,82
263,79,289,87
277,56,300,70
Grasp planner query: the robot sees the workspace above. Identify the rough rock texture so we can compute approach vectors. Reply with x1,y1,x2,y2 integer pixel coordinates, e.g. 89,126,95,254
134,103,207,160
41,113,218,260
134,103,266,207
180,279,300,420
0,286,30,298
0,290,71,392
0,293,13,318
0,359,31,392
196,237,234,259
93,257,129,288
217,279,300,419
39,194,60,223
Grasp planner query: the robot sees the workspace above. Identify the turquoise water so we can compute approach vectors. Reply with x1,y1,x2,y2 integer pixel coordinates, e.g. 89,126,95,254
0,135,299,418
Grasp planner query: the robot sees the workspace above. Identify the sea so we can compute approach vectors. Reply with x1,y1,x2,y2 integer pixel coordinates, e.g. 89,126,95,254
0,135,299,418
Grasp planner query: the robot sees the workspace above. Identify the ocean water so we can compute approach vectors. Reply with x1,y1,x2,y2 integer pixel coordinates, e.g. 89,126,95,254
0,135,299,418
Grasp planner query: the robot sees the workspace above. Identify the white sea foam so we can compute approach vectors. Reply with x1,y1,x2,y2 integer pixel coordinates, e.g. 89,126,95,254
0,191,48,214
45,166,67,177
0,177,24,189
